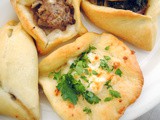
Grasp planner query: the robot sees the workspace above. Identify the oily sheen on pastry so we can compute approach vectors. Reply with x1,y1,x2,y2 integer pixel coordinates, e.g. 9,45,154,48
0,21,39,120
82,0,160,51
11,0,87,55
39,32,143,120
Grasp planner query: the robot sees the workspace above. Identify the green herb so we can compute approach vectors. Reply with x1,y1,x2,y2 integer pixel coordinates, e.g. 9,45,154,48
105,46,110,50
75,61,84,75
105,80,112,89
83,107,92,114
83,91,101,104
57,75,78,105
92,70,98,75
104,97,113,102
104,56,111,60
53,71,61,80
115,68,122,77
109,90,121,98
81,76,89,83
84,69,89,75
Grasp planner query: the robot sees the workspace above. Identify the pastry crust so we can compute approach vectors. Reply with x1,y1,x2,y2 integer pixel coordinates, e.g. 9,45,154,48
11,0,87,55
39,32,143,120
81,0,160,51
0,21,39,120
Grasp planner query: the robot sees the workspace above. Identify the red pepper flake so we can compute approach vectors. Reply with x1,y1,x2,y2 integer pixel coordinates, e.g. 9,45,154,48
97,72,102,77
119,99,122,103
77,47,80,50
123,56,128,60
118,107,126,114
94,56,99,60
68,103,74,109
113,62,120,69
131,50,135,54
54,88,60,96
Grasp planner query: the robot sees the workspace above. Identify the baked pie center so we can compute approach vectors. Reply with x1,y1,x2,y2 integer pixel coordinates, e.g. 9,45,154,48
89,0,148,14
31,0,76,31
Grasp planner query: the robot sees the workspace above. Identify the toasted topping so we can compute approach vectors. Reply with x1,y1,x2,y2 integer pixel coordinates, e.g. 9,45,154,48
113,62,120,69
50,45,122,104
123,56,128,60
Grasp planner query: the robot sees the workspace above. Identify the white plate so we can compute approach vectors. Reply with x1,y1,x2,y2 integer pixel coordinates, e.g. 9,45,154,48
0,1,160,120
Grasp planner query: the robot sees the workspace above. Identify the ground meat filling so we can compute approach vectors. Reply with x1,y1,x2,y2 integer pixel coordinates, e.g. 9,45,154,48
31,0,76,31
89,0,148,14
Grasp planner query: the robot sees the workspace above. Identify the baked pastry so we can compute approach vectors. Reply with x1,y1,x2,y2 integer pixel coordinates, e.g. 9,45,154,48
81,0,160,51
39,32,143,120
11,0,87,55
0,21,39,120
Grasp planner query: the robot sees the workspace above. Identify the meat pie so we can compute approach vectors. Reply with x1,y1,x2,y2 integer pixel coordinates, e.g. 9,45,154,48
11,0,87,55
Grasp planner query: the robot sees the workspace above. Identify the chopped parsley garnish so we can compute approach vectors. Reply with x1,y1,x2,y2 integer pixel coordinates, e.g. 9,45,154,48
104,80,121,102
115,68,122,77
99,59,113,72
104,56,111,61
109,90,121,98
81,76,89,83
83,91,101,104
105,46,110,50
56,73,101,105
92,70,98,75
75,61,84,75
104,97,113,102
105,80,112,89
83,107,92,114
51,45,101,105
53,71,61,80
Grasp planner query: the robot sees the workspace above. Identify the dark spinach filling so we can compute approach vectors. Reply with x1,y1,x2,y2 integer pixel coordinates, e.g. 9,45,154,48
89,0,148,14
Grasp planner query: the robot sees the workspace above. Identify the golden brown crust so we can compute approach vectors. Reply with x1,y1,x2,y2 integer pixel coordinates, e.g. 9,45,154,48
81,0,160,51
0,21,39,120
39,32,143,120
11,0,87,55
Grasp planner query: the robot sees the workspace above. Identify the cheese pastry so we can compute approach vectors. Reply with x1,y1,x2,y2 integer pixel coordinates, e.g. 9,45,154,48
82,0,160,51
0,21,39,120
11,0,87,55
39,32,143,120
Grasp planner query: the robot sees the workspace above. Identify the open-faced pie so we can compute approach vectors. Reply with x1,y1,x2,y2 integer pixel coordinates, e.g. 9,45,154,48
0,21,39,120
11,0,87,55
82,0,160,51
39,32,143,120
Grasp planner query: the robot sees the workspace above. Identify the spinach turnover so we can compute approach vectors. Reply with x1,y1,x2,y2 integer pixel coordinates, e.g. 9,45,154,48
39,33,143,120
82,0,160,51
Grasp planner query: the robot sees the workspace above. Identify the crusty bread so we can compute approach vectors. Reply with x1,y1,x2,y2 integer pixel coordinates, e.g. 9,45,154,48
81,0,160,51
39,32,143,120
11,0,87,55
0,21,39,120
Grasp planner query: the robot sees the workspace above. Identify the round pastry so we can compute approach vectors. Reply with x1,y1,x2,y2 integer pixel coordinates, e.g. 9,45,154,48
39,32,143,120
11,0,87,55
0,21,39,120
81,0,160,51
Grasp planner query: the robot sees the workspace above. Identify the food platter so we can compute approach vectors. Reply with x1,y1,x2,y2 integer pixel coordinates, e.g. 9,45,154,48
0,0,160,120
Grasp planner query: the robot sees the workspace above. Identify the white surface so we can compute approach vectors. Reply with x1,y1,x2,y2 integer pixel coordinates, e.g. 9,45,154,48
136,103,160,120
0,0,160,120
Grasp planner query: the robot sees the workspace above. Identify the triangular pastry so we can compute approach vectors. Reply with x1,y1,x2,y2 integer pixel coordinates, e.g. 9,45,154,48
39,32,143,120
0,21,39,120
